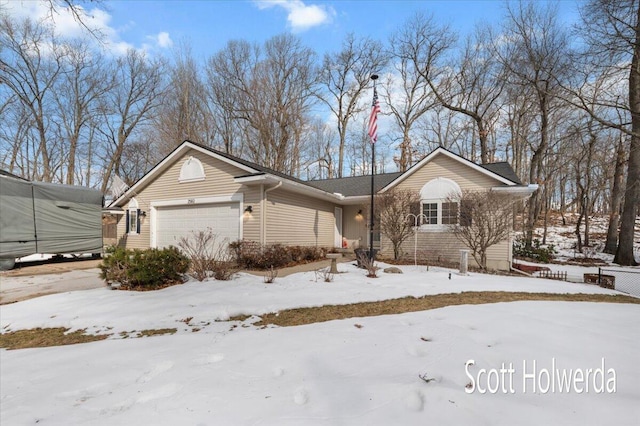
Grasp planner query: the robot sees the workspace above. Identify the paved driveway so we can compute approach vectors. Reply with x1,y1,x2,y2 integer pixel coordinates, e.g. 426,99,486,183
0,259,105,304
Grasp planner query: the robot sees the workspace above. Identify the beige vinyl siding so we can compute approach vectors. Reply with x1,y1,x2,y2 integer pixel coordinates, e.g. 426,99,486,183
342,205,368,249
116,148,260,249
395,153,501,193
381,152,512,270
266,188,336,247
382,233,510,270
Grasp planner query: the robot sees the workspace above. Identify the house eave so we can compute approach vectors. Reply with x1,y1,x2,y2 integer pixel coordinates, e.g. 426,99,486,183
278,178,345,202
339,195,371,205
490,184,538,199
103,207,125,215
234,174,281,185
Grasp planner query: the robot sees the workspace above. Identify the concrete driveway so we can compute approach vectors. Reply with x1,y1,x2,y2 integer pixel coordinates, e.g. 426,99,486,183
0,259,105,304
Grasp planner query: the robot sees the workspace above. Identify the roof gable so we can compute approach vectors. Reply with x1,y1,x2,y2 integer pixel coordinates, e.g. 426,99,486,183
110,141,521,207
380,147,519,193
110,141,260,206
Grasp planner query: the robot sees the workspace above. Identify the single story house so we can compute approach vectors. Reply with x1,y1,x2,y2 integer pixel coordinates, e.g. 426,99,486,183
106,140,535,270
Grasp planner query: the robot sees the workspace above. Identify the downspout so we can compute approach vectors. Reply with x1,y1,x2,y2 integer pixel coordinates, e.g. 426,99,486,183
262,181,282,245
510,266,533,277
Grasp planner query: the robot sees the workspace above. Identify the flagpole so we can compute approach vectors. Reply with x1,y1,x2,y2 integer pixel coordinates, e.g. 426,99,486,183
369,74,379,261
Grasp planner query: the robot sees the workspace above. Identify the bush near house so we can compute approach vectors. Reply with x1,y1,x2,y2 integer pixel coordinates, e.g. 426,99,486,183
513,237,556,263
178,229,238,281
229,240,327,270
100,246,190,290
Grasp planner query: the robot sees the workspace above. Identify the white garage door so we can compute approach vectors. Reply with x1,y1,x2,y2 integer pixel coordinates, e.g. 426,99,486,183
156,202,240,250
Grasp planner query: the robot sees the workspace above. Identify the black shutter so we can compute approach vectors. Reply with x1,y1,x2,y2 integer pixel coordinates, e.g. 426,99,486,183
136,209,141,234
125,210,130,233
460,200,472,227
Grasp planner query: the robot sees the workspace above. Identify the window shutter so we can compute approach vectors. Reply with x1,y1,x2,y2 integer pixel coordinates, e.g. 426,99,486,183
460,200,472,227
408,202,420,226
125,210,130,233
136,209,141,234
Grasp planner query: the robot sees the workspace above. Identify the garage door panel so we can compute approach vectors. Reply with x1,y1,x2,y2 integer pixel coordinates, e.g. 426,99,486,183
156,203,240,250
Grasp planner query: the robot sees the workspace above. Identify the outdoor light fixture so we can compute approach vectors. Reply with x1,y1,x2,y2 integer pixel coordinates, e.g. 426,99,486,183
355,209,363,221
139,211,147,217
244,206,253,214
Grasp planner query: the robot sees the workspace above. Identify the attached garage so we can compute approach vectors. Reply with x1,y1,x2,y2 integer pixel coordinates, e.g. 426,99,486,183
151,196,242,250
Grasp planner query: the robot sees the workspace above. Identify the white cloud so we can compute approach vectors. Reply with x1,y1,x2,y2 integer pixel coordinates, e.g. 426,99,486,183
144,31,174,52
255,0,335,32
3,1,135,56
156,32,173,48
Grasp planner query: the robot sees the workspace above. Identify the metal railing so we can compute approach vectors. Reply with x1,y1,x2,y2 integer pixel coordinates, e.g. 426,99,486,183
599,268,640,297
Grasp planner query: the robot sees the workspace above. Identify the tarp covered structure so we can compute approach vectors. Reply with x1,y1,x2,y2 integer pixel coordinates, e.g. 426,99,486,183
0,174,103,259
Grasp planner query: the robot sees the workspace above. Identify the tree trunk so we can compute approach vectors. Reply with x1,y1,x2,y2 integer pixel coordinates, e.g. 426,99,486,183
614,5,640,266
478,119,489,164
604,137,625,254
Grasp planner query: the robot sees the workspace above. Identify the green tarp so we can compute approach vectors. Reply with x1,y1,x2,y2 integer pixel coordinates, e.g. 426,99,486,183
0,175,103,259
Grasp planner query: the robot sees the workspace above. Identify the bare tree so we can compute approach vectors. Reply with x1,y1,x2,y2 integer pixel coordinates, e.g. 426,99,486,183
41,0,105,38
424,27,505,164
301,118,336,180
0,16,67,181
604,134,627,254
376,188,421,260
387,12,452,171
154,42,213,156
317,34,388,177
54,39,111,185
496,1,571,248
570,0,640,265
448,190,515,270
99,49,165,192
208,35,317,175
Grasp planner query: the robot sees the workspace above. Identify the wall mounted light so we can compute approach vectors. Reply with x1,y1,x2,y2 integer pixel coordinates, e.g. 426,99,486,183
355,209,363,221
139,211,147,217
244,206,253,214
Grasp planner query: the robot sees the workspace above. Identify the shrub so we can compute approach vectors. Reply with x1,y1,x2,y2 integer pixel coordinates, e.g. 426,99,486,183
100,246,189,290
513,237,556,263
229,240,327,270
178,229,238,281
356,250,378,278
264,266,278,283
315,267,334,283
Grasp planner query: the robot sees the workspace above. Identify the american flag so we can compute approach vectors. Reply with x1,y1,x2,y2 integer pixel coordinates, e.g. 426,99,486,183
367,85,381,143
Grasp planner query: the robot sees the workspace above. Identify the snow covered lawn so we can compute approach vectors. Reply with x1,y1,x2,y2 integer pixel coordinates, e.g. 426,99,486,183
1,263,639,424
0,262,626,336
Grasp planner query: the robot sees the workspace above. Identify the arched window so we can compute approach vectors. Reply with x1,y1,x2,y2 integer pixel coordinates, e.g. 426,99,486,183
419,178,461,227
179,156,205,182
126,198,140,235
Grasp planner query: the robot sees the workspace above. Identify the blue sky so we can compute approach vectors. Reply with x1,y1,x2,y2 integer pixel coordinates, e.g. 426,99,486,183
8,0,582,59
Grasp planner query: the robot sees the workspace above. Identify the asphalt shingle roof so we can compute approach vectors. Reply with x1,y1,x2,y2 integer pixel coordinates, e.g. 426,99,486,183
184,140,522,197
307,173,403,197
480,162,522,185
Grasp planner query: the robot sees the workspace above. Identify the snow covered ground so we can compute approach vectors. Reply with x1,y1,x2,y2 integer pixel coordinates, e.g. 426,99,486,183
0,262,625,337
2,262,639,425
524,213,640,264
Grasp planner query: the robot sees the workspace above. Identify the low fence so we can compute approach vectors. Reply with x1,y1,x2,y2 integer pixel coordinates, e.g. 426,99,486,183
599,268,640,297
538,270,567,281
